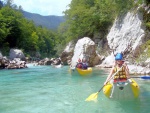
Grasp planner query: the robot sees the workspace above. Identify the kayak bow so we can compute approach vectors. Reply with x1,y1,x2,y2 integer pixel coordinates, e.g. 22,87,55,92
76,67,92,76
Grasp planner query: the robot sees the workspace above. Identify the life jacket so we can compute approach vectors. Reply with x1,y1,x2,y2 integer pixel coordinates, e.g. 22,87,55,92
113,66,127,80
76,63,82,69
82,63,88,69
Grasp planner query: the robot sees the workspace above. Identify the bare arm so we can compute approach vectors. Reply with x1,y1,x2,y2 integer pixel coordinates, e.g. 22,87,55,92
104,67,115,85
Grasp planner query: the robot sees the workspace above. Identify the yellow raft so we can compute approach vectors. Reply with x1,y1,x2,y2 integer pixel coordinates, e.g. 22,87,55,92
76,67,92,76
103,78,139,99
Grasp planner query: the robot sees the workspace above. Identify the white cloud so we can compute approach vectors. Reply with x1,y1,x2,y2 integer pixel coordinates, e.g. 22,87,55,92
4,0,71,16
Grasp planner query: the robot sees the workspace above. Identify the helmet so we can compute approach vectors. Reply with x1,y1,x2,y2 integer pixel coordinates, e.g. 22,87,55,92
115,53,123,60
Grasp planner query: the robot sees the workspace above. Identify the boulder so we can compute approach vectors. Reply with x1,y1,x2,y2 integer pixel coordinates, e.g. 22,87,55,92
9,49,25,61
101,11,145,66
71,37,100,67
100,53,115,67
0,52,2,59
60,41,75,65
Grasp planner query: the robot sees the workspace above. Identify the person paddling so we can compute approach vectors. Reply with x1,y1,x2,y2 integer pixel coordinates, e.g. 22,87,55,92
104,53,130,85
76,58,83,69
81,57,88,69
76,57,88,69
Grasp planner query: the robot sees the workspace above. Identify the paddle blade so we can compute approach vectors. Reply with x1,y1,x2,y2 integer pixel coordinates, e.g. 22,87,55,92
141,76,150,79
68,68,71,74
85,92,98,102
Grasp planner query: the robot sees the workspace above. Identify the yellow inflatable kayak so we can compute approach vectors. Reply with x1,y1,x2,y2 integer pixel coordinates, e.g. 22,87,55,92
76,67,92,76
103,78,139,99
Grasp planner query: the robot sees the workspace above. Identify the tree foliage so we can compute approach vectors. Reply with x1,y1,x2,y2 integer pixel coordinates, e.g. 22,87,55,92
0,0,148,58
0,0,60,57
62,0,139,42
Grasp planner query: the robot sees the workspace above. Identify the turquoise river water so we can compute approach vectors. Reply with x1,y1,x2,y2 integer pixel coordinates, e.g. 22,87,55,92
0,64,150,113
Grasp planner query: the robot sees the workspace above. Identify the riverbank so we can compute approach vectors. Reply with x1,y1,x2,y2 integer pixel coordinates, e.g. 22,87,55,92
128,65,150,75
95,64,150,75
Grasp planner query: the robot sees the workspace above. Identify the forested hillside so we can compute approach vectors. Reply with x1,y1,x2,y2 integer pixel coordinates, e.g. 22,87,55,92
61,0,150,58
0,0,62,58
0,0,150,59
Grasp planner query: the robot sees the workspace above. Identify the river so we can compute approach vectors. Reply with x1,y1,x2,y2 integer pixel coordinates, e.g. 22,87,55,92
0,64,149,113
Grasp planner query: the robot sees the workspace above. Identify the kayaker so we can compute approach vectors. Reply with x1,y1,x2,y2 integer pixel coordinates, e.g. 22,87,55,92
104,53,130,85
76,57,88,69
81,57,88,69
76,58,83,69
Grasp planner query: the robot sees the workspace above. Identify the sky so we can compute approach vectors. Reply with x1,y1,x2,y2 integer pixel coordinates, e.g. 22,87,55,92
2,0,72,16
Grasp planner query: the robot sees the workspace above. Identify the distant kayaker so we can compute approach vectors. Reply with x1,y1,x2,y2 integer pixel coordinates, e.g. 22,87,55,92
81,57,88,69
76,57,88,69
76,58,82,69
104,53,130,85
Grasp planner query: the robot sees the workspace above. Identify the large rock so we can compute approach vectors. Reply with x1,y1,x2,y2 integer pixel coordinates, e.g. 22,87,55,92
102,10,145,66
71,37,100,67
60,41,75,65
101,53,115,67
128,65,150,75
0,52,2,59
9,49,25,61
107,11,145,54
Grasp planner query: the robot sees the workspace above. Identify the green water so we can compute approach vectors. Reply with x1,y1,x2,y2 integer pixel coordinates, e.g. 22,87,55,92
0,64,150,113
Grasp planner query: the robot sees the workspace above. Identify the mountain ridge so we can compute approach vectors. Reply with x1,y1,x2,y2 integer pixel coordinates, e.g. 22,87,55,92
22,11,65,30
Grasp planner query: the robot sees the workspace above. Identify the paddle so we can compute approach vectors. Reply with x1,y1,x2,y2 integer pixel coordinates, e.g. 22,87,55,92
85,66,123,102
131,76,150,79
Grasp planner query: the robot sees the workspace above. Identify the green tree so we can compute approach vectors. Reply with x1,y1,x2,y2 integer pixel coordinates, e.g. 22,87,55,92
36,27,58,57
62,0,137,43
63,0,117,41
0,0,62,57
0,6,23,48
0,14,10,47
